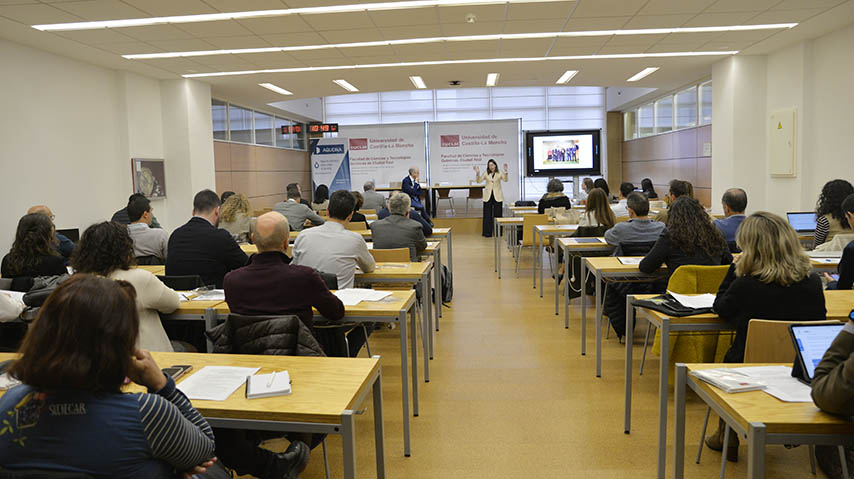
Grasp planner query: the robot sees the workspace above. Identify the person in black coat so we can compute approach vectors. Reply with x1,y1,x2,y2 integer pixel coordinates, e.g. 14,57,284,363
1,213,67,291
826,240,854,290
639,197,732,278
165,190,248,288
538,178,572,214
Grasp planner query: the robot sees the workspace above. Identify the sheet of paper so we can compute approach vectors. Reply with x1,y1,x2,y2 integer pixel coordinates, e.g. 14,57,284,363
334,288,393,306
617,257,643,265
177,366,260,401
427,242,439,248
807,250,842,258
667,291,716,309
192,289,225,301
728,366,813,402
177,292,192,302
813,258,840,264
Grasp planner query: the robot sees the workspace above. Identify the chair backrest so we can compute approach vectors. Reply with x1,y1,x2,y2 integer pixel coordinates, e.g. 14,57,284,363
314,270,338,290
55,228,80,243
156,275,203,290
358,209,376,215
616,241,657,257
370,248,410,262
521,214,549,246
666,265,730,294
744,319,842,363
468,187,483,199
437,189,452,199
573,225,610,238
135,255,164,266
346,221,368,231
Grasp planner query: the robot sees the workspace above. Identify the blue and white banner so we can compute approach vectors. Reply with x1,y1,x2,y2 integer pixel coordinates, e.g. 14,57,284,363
310,138,351,193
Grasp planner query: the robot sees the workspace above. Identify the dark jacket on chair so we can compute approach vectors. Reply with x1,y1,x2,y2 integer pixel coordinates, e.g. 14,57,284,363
206,314,325,357
165,217,248,288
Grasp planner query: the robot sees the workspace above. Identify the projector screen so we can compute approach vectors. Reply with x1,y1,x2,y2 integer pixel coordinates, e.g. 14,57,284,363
525,130,601,177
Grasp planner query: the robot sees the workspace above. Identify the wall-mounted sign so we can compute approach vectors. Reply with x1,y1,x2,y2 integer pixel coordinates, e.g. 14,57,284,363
281,124,303,134
308,123,339,133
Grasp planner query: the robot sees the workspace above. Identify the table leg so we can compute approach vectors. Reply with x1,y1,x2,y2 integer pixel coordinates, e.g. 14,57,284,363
371,368,387,479
564,242,570,329
204,308,216,353
341,410,357,479
553,238,559,316
497,223,502,279
493,220,498,273
534,227,539,290
408,310,418,417
580,257,587,355
447,230,453,279
674,364,687,479
624,298,635,434
422,273,432,362
747,423,766,479
434,249,442,323
415,306,429,381
595,270,603,378
398,309,411,457
657,319,670,479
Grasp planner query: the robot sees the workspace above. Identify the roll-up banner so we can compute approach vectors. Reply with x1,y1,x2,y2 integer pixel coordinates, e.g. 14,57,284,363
427,119,521,203
338,122,427,189
310,137,351,193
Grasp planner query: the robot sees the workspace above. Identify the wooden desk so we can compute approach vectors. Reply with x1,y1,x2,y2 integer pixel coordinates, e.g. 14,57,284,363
625,290,854,478
557,237,615,325
811,257,840,273
533,224,579,311
508,205,536,211
674,363,854,479
289,229,372,242
136,265,165,275
430,184,484,217
423,241,444,329
493,217,523,279
431,227,453,278
240,244,257,254
511,208,539,216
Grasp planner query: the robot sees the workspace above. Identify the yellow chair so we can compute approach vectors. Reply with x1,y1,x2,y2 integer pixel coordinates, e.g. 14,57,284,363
346,221,368,231
514,214,549,276
358,209,376,215
369,248,409,263
643,265,732,376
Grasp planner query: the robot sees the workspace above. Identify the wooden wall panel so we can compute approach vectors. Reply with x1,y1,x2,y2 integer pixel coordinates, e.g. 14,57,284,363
215,172,232,192
673,129,697,159
214,141,231,171
229,143,256,171
697,157,712,189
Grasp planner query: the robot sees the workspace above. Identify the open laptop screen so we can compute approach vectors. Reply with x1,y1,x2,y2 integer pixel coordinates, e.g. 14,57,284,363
790,323,844,382
786,212,817,232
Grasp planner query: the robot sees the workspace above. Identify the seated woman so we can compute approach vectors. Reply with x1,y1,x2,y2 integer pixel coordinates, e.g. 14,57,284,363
0,274,218,477
577,177,594,204
593,178,617,203
578,188,616,228
706,212,826,460
311,184,330,212
0,213,67,291
71,221,180,352
538,178,572,214
814,179,854,248
219,193,252,243
641,178,658,199
350,191,367,223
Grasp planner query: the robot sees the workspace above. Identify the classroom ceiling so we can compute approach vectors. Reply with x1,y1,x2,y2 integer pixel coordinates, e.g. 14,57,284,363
1,0,853,113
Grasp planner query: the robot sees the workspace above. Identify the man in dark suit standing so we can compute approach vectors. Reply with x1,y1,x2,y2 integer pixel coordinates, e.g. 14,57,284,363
371,192,428,261
165,189,248,288
402,166,431,223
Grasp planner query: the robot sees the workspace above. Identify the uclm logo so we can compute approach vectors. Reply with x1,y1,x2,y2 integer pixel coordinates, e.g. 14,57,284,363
349,138,368,150
441,135,460,147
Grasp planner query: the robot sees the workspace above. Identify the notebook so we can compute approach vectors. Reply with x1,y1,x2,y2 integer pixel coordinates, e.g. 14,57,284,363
786,212,817,232
246,371,292,399
689,368,766,393
789,323,844,384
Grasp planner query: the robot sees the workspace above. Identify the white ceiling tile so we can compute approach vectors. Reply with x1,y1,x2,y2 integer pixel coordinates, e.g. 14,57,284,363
710,29,780,42
234,51,293,64
195,56,262,69
696,41,750,50
299,56,355,67
301,11,375,31
621,14,694,28
682,11,758,27
503,19,566,33
0,0,38,4
595,44,654,54
201,0,287,12
379,24,443,39
54,27,135,43
604,33,668,46
120,24,196,41
563,16,630,30
338,44,397,57
96,41,163,54
344,55,402,64
260,31,327,45
202,35,271,48
506,1,575,20
236,15,314,35
147,38,218,51
175,20,253,38
280,0,353,6
446,48,498,60
392,42,447,61
441,21,503,36
319,27,384,43
121,0,216,16
287,47,347,60
645,41,708,52
743,8,827,24
444,38,498,53
368,8,438,27
705,0,780,13
571,0,646,18
638,0,718,16
552,36,610,47
774,0,847,8
51,0,148,20
547,44,600,55
139,57,208,73
499,37,555,54
437,4,506,23
658,31,725,44
0,3,81,23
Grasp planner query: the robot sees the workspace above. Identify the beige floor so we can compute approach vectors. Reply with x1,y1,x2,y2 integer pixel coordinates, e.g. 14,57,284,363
291,231,829,479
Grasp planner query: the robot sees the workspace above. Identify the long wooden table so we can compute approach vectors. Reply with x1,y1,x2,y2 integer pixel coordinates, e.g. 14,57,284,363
675,363,854,479
558,237,615,325
532,224,579,312
624,290,854,478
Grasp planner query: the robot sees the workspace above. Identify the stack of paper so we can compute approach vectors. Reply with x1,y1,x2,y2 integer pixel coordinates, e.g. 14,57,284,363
246,371,292,399
667,291,716,309
192,290,225,301
617,257,643,265
334,288,393,306
735,366,813,402
690,368,766,393
177,366,259,401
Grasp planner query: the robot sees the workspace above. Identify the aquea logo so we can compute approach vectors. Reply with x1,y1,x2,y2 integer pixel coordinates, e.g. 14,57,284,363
440,135,460,147
349,138,368,150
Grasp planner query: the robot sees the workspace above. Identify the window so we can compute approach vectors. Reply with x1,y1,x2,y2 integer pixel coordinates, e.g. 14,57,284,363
699,81,712,125
654,96,673,134
228,105,252,144
638,104,654,137
294,122,307,150
624,111,637,140
212,100,227,140
254,111,274,146
274,116,292,149
675,87,697,130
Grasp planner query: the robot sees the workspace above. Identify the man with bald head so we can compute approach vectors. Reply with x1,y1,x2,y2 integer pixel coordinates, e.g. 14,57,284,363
223,211,344,335
27,205,74,260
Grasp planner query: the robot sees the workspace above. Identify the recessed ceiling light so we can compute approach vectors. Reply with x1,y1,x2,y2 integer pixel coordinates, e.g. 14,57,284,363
333,79,359,92
32,0,568,31
259,82,293,95
121,24,793,60
486,73,499,87
556,70,578,84
627,67,659,82
409,76,427,89
182,51,737,79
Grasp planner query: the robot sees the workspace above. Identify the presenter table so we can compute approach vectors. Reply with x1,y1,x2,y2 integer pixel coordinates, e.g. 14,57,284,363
533,224,579,310
674,363,854,479
558,238,615,323
429,184,484,217
493,217,523,279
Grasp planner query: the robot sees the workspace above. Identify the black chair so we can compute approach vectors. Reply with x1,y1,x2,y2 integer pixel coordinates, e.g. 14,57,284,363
726,241,741,254
156,275,203,290
615,241,657,257
55,228,80,243
0,468,93,478
311,270,373,359
135,255,164,266
156,275,205,351
514,200,536,207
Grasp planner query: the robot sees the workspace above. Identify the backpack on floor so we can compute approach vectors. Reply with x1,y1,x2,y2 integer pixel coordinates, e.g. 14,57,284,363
441,264,453,304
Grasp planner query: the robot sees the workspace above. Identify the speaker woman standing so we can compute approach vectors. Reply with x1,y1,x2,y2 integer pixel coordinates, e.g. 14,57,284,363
475,159,509,237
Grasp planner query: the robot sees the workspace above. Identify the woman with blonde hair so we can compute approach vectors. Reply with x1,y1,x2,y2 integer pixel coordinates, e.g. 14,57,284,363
578,188,616,227
706,211,826,460
219,193,252,243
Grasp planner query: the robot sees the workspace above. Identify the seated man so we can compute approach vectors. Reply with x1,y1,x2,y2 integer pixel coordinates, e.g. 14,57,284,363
811,321,854,476
610,182,634,218
713,188,748,245
362,180,387,211
402,167,431,221
371,192,428,261
165,189,248,288
27,205,74,260
287,182,311,208
273,184,324,232
377,203,432,237
127,195,168,263
112,193,162,228
825,195,854,290
654,179,692,223
293,190,376,290
603,192,666,339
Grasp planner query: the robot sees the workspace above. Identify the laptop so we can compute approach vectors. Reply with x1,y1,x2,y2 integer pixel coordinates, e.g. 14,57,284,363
786,212,817,233
788,323,845,385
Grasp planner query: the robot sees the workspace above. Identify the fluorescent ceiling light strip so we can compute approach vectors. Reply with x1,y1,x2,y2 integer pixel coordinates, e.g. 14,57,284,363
486,73,500,86
556,70,578,84
627,67,659,82
410,76,427,89
33,0,564,31
124,23,795,60
183,51,738,78
259,82,293,95
334,79,359,92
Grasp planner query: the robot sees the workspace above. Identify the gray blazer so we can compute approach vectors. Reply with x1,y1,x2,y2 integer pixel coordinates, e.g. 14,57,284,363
370,214,427,261
362,190,387,211
273,199,325,231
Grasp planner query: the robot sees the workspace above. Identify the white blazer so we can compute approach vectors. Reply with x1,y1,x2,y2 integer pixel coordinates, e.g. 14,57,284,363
477,171,509,203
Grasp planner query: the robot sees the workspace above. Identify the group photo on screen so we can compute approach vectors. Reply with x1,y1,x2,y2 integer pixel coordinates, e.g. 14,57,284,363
530,133,595,172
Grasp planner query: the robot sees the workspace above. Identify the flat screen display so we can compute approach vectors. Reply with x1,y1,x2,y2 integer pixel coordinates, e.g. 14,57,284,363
787,212,817,232
525,130,600,177
791,324,843,380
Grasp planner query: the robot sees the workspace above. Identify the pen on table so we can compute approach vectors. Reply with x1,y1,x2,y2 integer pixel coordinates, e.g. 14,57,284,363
267,370,277,387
